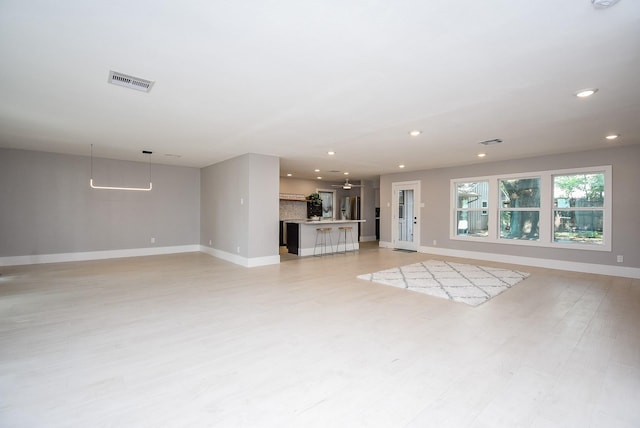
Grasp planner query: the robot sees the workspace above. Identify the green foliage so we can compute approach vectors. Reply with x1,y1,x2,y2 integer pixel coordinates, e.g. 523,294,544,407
307,192,322,206
554,173,604,202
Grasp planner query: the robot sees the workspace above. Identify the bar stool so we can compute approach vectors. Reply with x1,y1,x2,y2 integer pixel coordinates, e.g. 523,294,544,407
337,226,355,254
314,227,334,256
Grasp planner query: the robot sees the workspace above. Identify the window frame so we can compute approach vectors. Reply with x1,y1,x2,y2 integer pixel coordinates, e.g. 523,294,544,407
450,165,612,251
317,189,337,220
454,181,490,238
552,171,607,247
498,176,542,242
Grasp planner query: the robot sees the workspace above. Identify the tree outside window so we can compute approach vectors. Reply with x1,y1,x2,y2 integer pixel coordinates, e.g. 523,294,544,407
499,177,540,241
451,166,610,250
553,173,604,245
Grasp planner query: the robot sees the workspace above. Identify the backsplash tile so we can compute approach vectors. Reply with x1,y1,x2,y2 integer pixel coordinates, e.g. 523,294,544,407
280,200,307,220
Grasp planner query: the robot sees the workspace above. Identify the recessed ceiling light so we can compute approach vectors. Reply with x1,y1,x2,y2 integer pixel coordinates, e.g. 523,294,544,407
314,169,320,172
477,153,487,158
592,0,621,9
398,164,405,169
575,88,598,98
327,151,335,156
317,176,322,180
605,134,619,140
286,173,292,177
409,130,422,137
344,172,349,175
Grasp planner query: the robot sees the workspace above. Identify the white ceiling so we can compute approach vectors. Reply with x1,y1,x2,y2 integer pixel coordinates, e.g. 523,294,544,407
1,1,639,181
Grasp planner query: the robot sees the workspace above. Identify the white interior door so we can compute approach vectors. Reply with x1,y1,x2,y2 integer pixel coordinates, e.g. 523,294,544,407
392,181,420,251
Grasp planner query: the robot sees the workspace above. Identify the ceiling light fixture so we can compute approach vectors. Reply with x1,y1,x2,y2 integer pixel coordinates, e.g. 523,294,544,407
344,172,349,175
314,169,320,172
327,151,335,156
286,173,292,177
90,145,153,191
477,153,487,158
478,138,503,146
409,130,422,137
605,134,619,140
575,88,598,98
331,178,364,190
398,164,405,169
592,0,621,9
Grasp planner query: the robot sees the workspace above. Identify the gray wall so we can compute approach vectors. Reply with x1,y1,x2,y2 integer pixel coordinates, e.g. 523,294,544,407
0,148,200,256
380,145,640,269
247,153,280,258
360,179,378,240
201,153,279,259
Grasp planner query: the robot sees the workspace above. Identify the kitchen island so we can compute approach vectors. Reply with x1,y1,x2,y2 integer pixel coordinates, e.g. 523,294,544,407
285,219,365,256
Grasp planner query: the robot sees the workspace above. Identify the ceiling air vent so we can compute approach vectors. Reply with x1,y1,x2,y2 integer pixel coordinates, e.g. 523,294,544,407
108,70,154,92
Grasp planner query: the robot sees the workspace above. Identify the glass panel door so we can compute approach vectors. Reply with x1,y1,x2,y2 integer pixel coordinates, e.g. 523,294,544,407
392,181,420,251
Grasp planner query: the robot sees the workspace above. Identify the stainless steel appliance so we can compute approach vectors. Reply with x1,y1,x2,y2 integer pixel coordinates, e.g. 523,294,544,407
340,196,361,239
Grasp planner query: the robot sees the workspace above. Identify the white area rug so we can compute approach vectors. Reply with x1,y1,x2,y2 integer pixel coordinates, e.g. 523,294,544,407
357,260,529,306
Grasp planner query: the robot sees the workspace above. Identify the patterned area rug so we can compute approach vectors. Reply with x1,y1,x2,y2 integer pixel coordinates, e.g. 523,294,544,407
357,260,529,306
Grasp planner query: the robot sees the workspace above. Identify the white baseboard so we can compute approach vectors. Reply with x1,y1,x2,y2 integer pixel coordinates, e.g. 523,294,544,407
0,245,281,269
4,242,635,278
360,235,377,242
375,241,639,279
418,245,640,279
200,246,280,267
0,245,201,267
297,243,359,257
379,240,393,249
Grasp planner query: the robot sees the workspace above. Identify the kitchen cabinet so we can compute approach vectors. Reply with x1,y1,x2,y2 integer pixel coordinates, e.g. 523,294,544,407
285,220,365,256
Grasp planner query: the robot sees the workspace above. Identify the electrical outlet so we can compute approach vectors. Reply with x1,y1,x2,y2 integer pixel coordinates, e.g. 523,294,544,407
617,255,623,263
433,240,437,246
237,246,240,253
209,240,212,246
150,237,156,244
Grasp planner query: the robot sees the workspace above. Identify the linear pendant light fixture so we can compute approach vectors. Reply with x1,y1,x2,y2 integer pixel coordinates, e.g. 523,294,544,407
90,145,153,191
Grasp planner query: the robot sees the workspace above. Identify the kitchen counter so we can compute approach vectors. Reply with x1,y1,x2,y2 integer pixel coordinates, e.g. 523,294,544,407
285,219,365,225
285,219,365,256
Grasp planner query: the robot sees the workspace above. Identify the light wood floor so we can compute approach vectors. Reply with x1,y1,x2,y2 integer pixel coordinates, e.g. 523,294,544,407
1,244,639,427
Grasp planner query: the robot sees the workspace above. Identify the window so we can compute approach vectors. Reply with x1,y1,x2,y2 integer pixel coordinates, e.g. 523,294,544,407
553,173,605,246
499,177,540,241
317,190,336,220
454,181,489,237
451,166,611,251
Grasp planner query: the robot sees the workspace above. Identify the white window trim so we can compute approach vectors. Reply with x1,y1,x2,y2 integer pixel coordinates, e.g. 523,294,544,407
317,188,337,220
450,165,612,252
